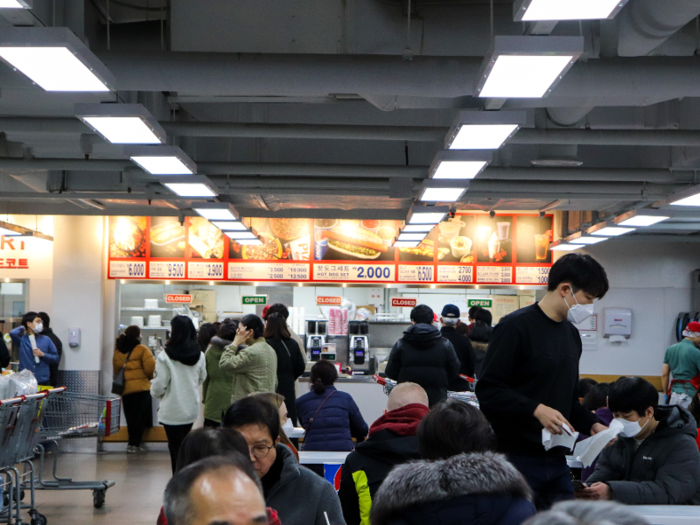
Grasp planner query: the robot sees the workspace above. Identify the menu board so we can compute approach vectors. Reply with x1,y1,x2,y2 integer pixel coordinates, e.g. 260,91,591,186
108,213,553,285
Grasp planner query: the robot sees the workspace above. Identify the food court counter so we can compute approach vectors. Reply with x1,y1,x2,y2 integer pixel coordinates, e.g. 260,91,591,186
296,375,386,426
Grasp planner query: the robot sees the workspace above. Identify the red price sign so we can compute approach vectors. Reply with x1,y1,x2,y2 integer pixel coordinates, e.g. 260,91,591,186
165,294,193,304
317,296,342,305
392,298,417,308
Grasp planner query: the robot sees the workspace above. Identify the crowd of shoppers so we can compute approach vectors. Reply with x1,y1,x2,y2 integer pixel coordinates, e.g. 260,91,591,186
100,252,700,525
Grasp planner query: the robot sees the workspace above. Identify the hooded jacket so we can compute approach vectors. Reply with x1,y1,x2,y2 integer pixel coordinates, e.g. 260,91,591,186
385,324,461,406
150,346,207,426
202,336,235,423
219,337,278,403
586,405,700,505
338,403,429,525
370,453,536,525
264,444,346,525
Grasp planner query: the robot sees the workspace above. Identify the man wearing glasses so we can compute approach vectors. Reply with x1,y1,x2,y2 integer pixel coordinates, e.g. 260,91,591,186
224,396,346,525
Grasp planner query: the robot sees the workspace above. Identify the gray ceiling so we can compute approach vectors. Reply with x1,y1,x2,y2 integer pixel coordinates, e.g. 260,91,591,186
1,0,700,238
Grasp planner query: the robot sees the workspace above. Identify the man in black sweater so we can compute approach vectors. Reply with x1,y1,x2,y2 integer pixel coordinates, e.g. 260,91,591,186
439,304,476,391
39,312,63,388
476,253,610,510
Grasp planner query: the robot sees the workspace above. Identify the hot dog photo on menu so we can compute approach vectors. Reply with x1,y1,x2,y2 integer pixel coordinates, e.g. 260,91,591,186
314,219,397,261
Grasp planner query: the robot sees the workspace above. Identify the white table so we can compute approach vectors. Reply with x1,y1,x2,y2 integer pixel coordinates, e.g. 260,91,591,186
298,451,350,465
631,506,700,525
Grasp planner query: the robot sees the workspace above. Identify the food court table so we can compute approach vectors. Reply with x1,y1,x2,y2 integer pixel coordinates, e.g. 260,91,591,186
630,506,700,525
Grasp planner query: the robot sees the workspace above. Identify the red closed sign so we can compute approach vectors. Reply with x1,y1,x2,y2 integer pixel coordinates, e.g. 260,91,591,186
165,294,193,304
317,296,342,305
392,298,417,308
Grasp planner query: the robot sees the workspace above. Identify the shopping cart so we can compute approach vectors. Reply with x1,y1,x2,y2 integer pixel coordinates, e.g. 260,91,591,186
373,375,480,408
31,389,120,510
1,396,25,525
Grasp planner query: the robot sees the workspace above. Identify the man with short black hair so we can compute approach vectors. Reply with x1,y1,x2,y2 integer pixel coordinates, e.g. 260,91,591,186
440,304,476,391
38,312,63,387
386,304,460,406
223,396,346,525
477,253,610,509
579,377,700,505
10,311,59,387
164,455,268,525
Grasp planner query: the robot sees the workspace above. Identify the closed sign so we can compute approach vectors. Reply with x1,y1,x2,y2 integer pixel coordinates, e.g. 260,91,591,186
392,298,417,308
165,294,193,304
317,296,342,305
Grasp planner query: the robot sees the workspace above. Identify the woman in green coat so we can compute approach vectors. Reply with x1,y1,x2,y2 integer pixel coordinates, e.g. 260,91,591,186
202,320,238,427
220,314,278,404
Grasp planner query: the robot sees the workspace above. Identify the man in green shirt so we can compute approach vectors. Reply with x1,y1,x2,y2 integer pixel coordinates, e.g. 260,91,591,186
662,321,700,408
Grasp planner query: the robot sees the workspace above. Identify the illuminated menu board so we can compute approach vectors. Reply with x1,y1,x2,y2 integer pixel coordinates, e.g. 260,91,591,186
108,213,553,285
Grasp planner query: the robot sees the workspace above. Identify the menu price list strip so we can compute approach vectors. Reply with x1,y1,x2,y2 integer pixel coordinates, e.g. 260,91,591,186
437,265,474,284
228,262,310,281
109,261,146,279
314,263,395,282
516,266,550,285
398,265,434,283
149,261,185,279
189,262,224,280
476,266,513,284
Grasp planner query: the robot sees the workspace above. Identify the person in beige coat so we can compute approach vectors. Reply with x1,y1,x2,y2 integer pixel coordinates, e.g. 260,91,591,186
220,314,277,404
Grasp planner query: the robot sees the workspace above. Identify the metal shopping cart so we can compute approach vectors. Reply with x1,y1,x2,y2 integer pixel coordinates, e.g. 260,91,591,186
1,396,25,525
31,389,120,510
373,375,480,408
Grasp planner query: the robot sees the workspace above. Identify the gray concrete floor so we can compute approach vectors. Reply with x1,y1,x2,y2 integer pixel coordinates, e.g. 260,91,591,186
30,450,171,525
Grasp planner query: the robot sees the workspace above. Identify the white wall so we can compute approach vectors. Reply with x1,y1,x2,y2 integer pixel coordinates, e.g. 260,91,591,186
51,216,106,371
576,241,700,377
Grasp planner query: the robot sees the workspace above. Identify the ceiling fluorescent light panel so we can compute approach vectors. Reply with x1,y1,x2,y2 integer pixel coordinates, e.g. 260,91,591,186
448,124,520,150
432,160,488,180
394,240,421,248
617,216,669,227
569,236,608,245
671,193,700,207
421,187,466,203
211,221,247,231
77,103,166,145
164,183,217,198
590,227,635,237
397,233,427,242
550,244,581,251
515,0,628,22
402,224,435,233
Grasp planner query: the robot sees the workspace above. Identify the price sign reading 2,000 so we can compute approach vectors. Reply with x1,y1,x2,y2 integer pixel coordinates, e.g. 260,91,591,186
356,266,392,280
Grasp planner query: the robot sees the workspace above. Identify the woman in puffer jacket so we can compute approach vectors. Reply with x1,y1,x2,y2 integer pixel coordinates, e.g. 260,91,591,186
371,399,536,525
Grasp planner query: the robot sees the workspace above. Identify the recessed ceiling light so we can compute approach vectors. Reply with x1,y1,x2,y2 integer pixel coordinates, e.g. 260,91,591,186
569,236,608,245
445,111,526,150
475,36,583,99
671,193,700,207
76,104,165,144
617,215,669,227
0,1,32,8
193,203,239,222
514,0,629,22
550,244,582,251
430,151,492,180
224,231,257,240
397,233,427,242
394,240,421,248
0,27,114,92
407,205,450,225
590,227,635,237
420,187,467,203
164,183,217,198
231,238,263,246
126,145,196,175
211,221,247,231
402,224,435,233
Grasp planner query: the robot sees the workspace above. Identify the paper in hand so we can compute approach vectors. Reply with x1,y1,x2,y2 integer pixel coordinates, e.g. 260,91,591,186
573,419,623,467
542,423,579,451
29,334,39,364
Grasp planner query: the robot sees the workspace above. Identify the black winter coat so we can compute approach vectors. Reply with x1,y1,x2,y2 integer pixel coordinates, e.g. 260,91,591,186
587,405,700,504
339,429,421,525
42,327,63,387
370,453,536,525
385,323,460,406
267,337,305,426
0,336,10,369
440,325,476,391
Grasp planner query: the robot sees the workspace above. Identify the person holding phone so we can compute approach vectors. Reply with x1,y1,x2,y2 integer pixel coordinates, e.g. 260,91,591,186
219,314,278,404
10,311,58,387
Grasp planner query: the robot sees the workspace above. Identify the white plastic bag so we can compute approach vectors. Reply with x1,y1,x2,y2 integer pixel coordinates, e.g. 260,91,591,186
10,369,38,396
0,374,13,400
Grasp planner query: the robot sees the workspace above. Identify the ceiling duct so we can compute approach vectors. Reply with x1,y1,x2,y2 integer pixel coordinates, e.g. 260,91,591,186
617,0,700,57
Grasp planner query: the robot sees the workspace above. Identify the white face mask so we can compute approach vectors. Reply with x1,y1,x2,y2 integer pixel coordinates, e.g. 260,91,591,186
282,419,294,432
614,416,649,438
33,322,43,334
564,293,594,324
